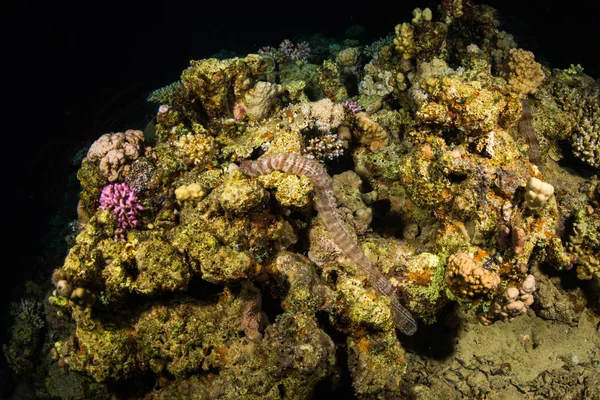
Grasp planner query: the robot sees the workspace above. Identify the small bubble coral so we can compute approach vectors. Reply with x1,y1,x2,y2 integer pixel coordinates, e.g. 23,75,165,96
99,183,143,241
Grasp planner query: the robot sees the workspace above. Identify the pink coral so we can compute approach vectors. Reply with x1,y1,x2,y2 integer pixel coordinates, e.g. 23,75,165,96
340,100,363,115
99,183,143,241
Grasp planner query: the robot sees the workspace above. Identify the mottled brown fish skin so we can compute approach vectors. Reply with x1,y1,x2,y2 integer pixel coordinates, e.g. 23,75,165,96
519,99,542,167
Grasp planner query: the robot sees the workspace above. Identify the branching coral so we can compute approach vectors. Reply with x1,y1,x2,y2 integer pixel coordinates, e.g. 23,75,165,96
571,100,599,169
566,208,600,280
147,81,183,105
98,183,143,241
259,39,311,63
303,132,346,161
552,76,600,169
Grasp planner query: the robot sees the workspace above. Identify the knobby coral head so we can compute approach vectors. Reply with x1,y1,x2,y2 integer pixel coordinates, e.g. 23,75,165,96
99,182,143,241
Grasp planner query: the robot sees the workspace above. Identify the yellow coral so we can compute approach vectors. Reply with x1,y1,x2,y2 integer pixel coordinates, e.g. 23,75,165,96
503,48,545,97
412,60,519,138
355,112,389,151
243,81,283,120
174,183,207,201
393,22,416,60
445,252,501,298
173,133,215,167
412,7,433,25
336,47,361,67
257,171,312,208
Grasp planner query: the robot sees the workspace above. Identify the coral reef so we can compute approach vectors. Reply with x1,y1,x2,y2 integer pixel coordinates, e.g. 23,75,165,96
238,153,417,335
7,1,600,399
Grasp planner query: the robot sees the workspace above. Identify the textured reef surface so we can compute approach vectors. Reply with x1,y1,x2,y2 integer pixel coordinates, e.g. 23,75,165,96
5,0,600,398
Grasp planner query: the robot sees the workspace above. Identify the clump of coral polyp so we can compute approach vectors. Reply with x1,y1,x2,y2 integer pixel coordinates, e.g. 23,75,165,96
99,182,143,241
